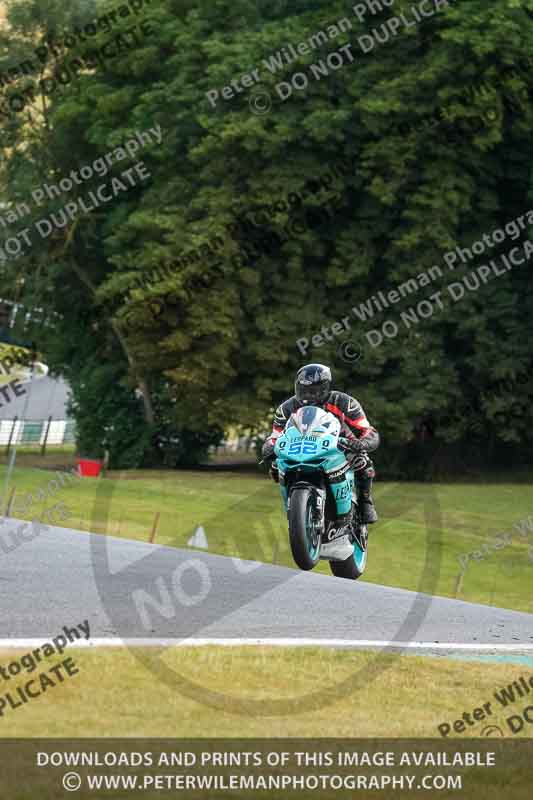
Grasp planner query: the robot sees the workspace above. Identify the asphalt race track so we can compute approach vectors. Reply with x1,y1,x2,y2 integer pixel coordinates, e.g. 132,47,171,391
1,524,532,656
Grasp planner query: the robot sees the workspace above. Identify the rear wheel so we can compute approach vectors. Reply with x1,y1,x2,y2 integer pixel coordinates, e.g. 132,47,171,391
329,525,368,580
288,488,321,571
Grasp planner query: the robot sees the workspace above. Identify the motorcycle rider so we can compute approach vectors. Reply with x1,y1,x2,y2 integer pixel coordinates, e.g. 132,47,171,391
262,364,379,524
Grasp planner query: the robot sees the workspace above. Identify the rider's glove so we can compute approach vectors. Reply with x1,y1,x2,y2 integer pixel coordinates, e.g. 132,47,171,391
261,439,276,462
338,436,364,455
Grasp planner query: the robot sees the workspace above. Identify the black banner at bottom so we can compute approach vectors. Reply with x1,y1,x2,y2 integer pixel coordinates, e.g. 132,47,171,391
1,739,531,799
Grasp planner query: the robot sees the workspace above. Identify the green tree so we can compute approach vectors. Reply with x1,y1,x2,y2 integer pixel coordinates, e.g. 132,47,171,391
1,0,532,473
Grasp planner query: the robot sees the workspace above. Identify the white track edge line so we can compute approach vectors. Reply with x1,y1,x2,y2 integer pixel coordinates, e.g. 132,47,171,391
1,639,533,650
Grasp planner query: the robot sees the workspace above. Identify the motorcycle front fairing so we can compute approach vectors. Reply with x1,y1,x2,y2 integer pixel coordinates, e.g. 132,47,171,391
273,406,354,518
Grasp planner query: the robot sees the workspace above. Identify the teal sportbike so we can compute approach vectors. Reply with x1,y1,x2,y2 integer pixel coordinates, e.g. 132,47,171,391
273,405,368,580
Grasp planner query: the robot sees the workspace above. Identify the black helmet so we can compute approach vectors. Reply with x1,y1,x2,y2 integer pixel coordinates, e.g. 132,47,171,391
295,363,332,406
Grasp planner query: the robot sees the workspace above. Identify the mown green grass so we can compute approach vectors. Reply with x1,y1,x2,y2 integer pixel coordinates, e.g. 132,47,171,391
1,465,532,612
0,446,76,470
2,647,532,798
1,646,532,739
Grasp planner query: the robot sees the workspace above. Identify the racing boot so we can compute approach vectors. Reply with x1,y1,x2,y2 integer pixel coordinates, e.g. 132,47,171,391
356,474,378,524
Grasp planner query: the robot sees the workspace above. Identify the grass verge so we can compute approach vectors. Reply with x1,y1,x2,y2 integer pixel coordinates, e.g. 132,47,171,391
1,646,532,738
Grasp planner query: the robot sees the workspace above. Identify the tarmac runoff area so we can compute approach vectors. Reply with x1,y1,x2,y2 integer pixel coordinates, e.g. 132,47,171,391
0,525,532,665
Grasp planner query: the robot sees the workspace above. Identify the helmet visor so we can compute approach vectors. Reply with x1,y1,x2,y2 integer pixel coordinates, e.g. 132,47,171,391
295,381,329,405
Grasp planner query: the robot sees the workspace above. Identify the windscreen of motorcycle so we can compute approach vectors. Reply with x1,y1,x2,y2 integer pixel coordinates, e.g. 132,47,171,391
287,406,340,438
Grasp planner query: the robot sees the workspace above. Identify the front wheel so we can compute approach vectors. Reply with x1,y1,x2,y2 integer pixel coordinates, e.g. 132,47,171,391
329,526,368,580
288,487,321,571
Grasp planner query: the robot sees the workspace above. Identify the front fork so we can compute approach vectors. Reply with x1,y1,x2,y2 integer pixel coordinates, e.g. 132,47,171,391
280,481,327,530
311,487,327,530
